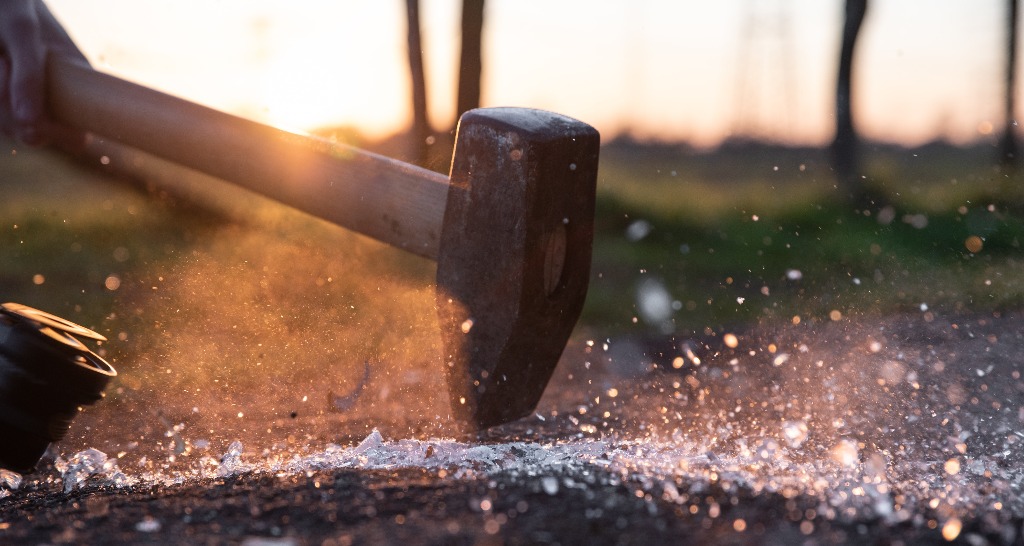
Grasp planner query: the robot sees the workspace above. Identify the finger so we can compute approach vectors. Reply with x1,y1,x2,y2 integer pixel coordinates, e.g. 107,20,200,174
0,56,13,138
0,55,10,104
5,8,46,145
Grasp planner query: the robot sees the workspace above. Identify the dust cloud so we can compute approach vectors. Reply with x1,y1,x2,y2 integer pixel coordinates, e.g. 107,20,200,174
62,169,456,472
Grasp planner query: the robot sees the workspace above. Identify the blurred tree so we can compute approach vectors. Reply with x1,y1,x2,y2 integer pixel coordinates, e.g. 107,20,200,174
454,0,485,132
405,0,430,166
999,0,1019,169
830,0,868,202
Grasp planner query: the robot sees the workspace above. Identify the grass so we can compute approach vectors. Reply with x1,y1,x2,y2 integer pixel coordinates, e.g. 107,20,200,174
587,137,1024,336
8,137,1024,336
6,135,1024,342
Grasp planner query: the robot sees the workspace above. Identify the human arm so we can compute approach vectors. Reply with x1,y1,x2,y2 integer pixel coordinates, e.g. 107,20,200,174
0,0,88,146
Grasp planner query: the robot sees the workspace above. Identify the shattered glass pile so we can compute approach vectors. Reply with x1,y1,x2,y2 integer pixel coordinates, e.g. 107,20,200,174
0,469,21,500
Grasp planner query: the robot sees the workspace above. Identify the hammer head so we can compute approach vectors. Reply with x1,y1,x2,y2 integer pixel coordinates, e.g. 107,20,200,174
437,108,599,430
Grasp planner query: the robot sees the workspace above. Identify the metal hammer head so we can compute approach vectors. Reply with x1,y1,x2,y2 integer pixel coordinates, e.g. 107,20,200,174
437,108,600,430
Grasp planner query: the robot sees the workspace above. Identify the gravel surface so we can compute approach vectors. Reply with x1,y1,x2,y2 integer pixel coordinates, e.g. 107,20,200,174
3,311,1023,545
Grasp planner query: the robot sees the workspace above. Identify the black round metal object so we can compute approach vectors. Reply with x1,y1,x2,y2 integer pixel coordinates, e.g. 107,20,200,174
0,303,116,474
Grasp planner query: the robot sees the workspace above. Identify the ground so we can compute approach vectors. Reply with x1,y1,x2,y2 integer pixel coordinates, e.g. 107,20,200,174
3,310,1022,545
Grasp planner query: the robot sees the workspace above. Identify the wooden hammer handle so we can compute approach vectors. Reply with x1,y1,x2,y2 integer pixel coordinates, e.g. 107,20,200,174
46,57,450,260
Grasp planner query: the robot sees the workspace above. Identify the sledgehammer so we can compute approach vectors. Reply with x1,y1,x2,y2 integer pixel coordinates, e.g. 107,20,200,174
44,58,600,430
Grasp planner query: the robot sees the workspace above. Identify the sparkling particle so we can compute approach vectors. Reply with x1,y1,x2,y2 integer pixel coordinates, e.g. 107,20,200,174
944,458,960,475
0,469,22,491
964,235,983,253
782,420,809,448
786,269,803,281
135,517,162,533
216,440,247,477
60,448,123,493
829,310,843,321
941,518,962,541
32,274,45,285
625,220,652,242
831,439,859,467
461,319,474,334
104,275,121,291
683,343,701,365
902,213,928,229
723,333,739,349
541,476,559,495
353,429,384,455
636,278,673,326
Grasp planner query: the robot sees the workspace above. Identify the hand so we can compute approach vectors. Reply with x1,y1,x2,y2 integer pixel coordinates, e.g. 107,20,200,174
0,0,88,147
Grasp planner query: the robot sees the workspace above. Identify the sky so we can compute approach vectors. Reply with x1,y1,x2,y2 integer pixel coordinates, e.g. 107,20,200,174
46,0,1012,148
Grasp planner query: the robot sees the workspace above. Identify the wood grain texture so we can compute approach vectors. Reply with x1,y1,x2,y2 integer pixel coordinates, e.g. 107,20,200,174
46,57,450,259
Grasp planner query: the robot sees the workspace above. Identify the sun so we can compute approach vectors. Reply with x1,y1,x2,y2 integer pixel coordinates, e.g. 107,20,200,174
261,45,350,133
256,20,409,138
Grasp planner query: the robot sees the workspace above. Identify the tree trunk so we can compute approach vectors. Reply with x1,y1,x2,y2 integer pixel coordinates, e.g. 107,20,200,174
999,0,1019,169
830,0,868,202
405,0,430,166
455,0,485,132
